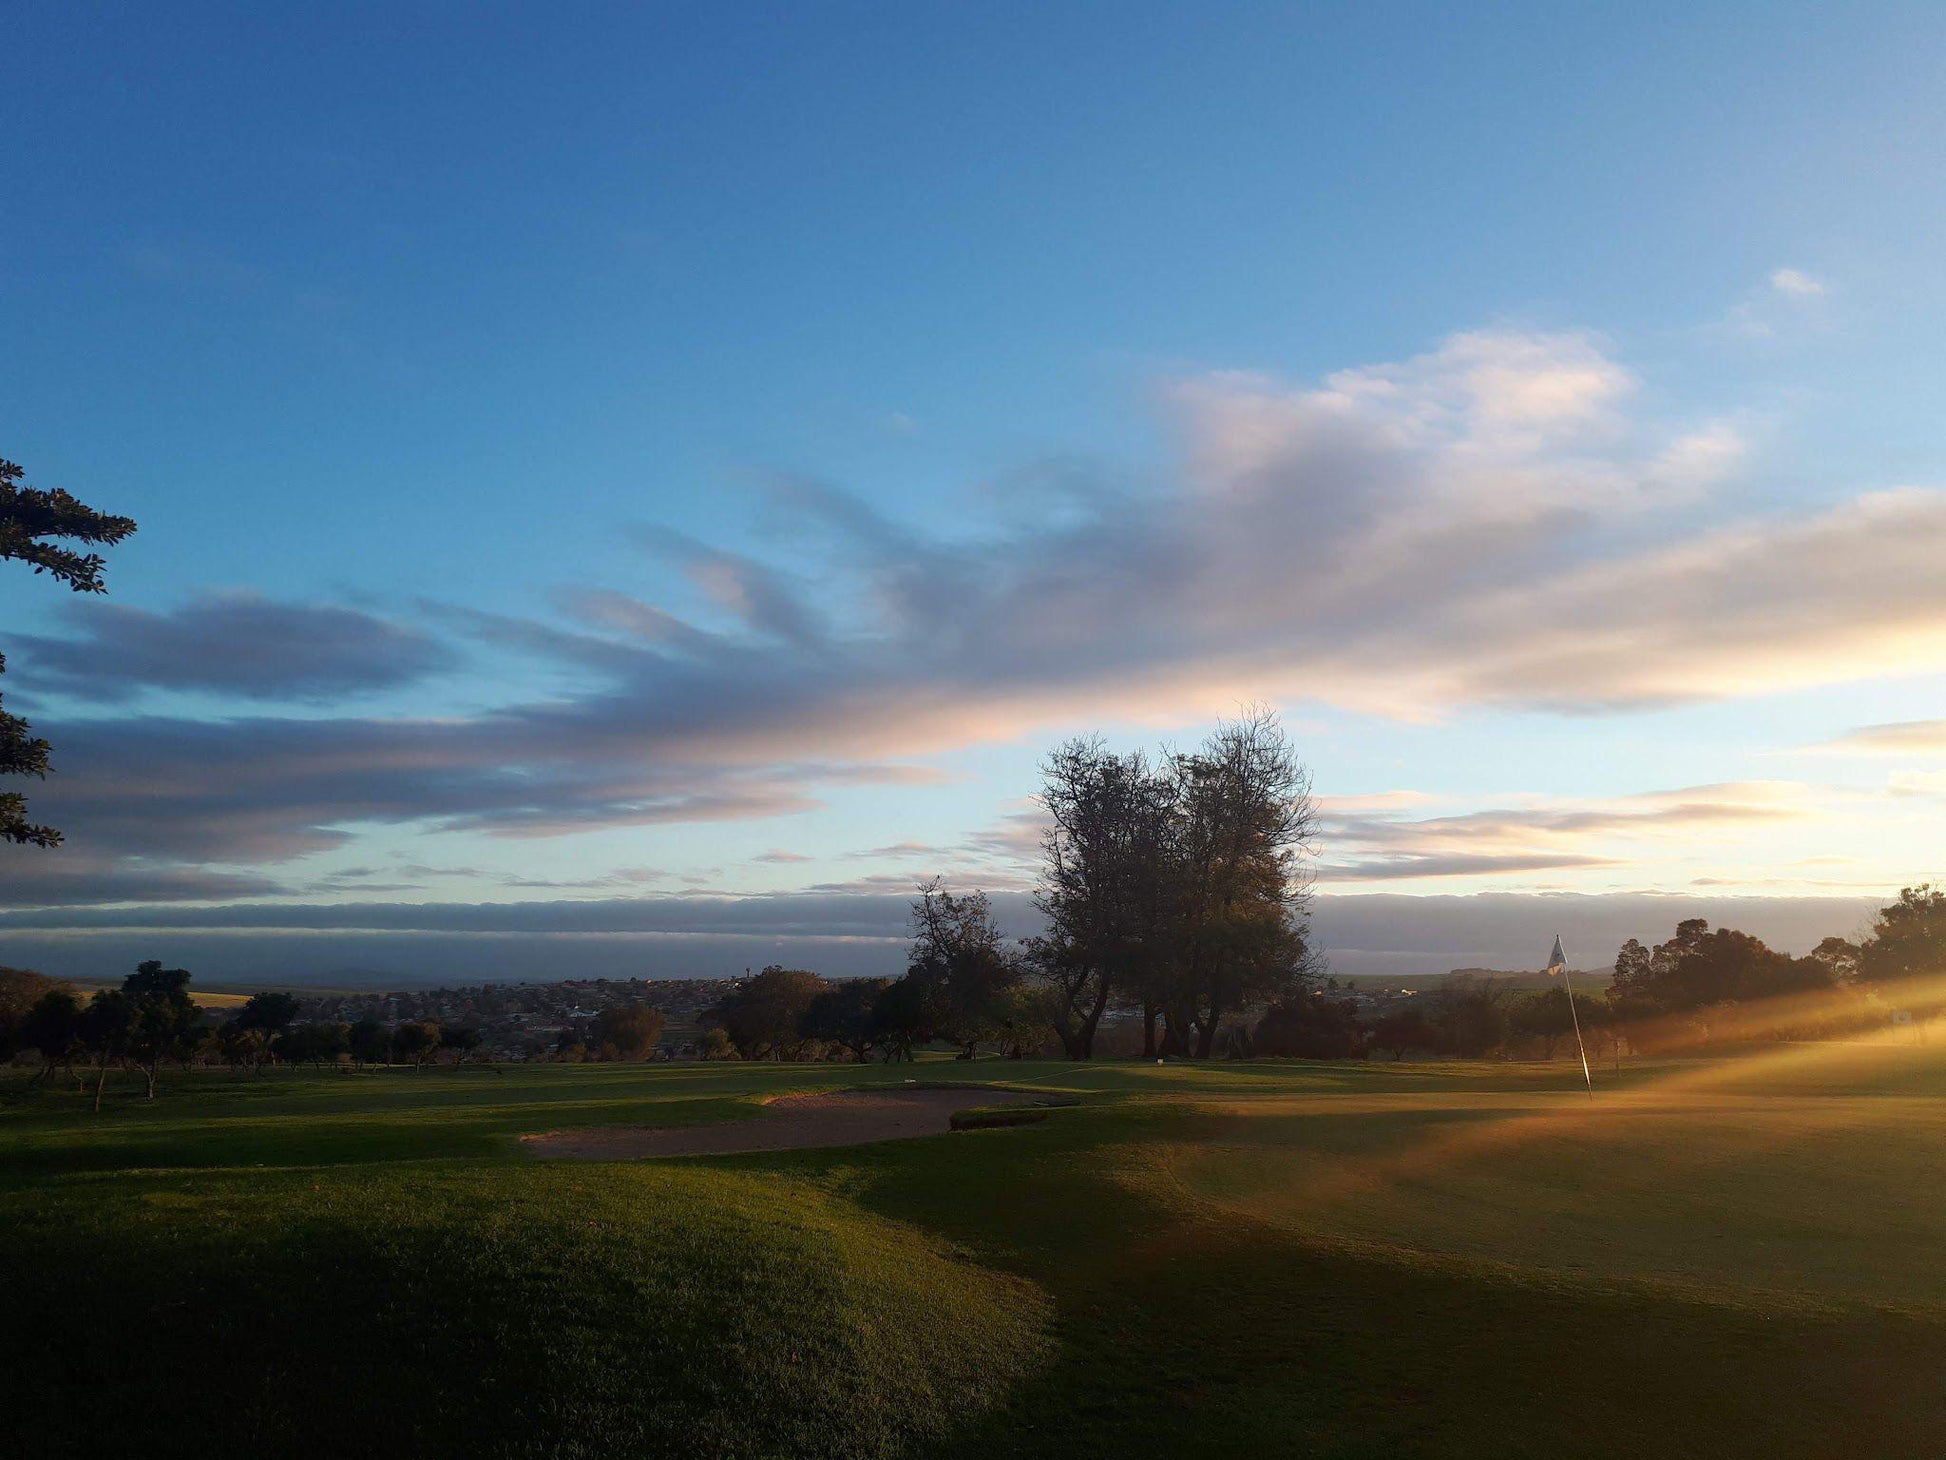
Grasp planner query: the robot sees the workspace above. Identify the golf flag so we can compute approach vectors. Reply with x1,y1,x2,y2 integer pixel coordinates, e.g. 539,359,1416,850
1545,934,1594,1094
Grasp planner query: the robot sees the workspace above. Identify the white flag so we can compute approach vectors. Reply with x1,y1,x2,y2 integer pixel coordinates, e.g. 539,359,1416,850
1545,935,1567,977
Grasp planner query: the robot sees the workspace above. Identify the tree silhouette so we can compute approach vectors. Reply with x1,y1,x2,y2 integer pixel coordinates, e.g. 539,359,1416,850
1,458,137,846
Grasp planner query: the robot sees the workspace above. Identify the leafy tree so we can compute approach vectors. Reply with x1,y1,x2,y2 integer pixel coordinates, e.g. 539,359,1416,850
230,991,302,1074
20,987,84,1086
867,975,932,1062
277,1021,350,1068
348,1017,390,1069
439,1024,483,1062
1,457,137,846
1614,921,1832,1016
1858,885,1946,986
904,882,1027,1059
216,1021,271,1071
1425,974,1507,1058
79,987,133,1112
1162,711,1318,1058
119,960,204,1099
591,1003,665,1061
798,979,889,1062
0,965,59,1060
392,1021,442,1071
707,967,829,1060
237,991,301,1033
1251,991,1363,1059
1508,987,1579,1060
1368,1005,1437,1060
1029,738,1176,1059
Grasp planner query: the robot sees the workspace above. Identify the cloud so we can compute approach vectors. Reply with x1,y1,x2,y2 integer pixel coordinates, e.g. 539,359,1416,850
17,326,1946,907
1319,782,1815,885
1723,267,1831,338
1814,719,1946,756
1888,770,1946,798
0,853,290,909
0,890,1885,985
1316,790,1439,814
16,591,453,702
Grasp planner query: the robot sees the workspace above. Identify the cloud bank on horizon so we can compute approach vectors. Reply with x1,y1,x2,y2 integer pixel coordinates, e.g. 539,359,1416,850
8,323,1946,947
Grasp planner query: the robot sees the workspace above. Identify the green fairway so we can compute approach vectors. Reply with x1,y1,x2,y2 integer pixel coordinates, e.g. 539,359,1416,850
7,1048,1946,1458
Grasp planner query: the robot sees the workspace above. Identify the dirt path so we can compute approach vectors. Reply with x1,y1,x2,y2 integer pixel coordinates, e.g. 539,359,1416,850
521,1086,1048,1159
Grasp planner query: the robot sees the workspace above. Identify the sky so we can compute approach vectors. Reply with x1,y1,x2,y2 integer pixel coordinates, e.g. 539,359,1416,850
5,2,1946,982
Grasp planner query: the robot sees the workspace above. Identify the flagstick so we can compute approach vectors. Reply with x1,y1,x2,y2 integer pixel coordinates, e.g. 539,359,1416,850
1561,962,1594,1095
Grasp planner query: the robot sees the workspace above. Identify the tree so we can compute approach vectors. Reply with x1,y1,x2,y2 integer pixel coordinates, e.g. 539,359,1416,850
348,1017,390,1069
1859,885,1946,986
1508,987,1578,1059
800,979,890,1062
707,968,829,1061
592,1002,665,1061
439,1024,483,1062
1809,936,1861,985
19,987,84,1086
231,991,301,1074
1029,738,1176,1059
867,975,931,1062
1425,974,1507,1058
277,1021,350,1068
118,960,204,1099
237,991,301,1035
217,1021,271,1071
0,965,59,1060
1613,921,1832,1017
392,1021,442,1071
1,457,137,846
1162,711,1319,1059
904,882,1028,1058
1251,991,1364,1059
1368,1005,1436,1061
79,988,133,1112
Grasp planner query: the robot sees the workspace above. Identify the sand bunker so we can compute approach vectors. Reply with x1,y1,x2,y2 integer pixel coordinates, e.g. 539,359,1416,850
521,1086,1049,1160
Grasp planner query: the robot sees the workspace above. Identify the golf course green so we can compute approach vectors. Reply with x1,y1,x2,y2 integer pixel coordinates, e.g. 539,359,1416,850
7,1044,1946,1458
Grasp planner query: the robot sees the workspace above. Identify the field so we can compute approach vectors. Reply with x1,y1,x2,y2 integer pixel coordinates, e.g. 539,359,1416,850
7,1045,1946,1458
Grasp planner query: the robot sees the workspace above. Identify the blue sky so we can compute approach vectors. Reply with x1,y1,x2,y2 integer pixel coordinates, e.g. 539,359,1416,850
5,3,1946,979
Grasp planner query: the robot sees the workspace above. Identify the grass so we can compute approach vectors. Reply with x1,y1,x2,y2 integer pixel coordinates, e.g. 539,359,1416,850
7,1044,1946,1457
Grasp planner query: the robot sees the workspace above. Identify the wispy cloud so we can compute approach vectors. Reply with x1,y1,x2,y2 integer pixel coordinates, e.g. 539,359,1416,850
1318,782,1817,886
16,591,454,703
18,327,1946,909
1812,719,1946,756
1723,266,1832,338
1770,267,1826,298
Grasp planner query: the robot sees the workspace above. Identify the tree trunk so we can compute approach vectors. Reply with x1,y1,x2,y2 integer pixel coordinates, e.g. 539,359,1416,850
1073,980,1110,1060
144,1061,158,1100
1194,995,1222,1060
1142,1003,1159,1057
93,1054,110,1113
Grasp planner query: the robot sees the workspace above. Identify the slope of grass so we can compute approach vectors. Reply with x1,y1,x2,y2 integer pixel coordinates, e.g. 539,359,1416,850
2,1159,1049,1459
9,1045,1946,1457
